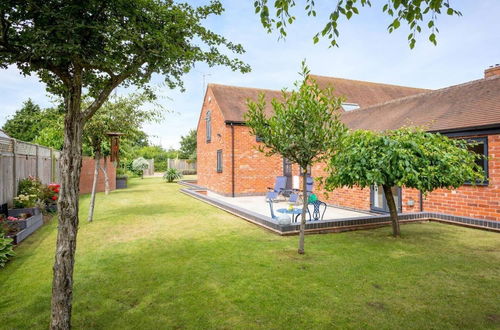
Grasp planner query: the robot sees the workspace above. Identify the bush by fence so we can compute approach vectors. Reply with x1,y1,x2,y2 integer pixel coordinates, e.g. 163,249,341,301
0,137,60,206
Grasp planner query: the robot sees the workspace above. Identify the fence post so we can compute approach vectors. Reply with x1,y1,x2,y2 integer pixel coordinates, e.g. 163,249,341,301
12,139,17,197
35,144,39,179
50,148,54,182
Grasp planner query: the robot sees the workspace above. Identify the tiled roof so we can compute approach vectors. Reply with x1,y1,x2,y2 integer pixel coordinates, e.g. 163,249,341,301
342,75,500,132
209,84,283,123
209,75,428,122
310,75,429,108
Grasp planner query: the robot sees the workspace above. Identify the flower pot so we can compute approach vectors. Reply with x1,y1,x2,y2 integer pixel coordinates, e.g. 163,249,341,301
116,176,128,189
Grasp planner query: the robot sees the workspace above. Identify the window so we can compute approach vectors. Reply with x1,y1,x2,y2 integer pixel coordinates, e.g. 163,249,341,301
341,103,360,111
216,149,223,173
466,137,488,184
205,111,212,142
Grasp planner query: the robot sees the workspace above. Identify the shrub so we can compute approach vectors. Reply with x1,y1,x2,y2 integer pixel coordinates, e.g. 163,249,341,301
163,168,183,183
132,157,149,178
0,234,15,268
18,176,43,198
13,194,38,208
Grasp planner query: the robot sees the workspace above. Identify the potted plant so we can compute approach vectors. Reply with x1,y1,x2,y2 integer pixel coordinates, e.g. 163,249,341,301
116,174,128,189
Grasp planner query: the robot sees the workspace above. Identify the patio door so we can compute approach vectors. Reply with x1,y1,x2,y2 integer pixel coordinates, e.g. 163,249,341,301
283,158,293,191
370,185,402,213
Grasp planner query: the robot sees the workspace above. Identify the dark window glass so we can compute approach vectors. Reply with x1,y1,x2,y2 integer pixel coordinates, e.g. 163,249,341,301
206,111,211,142
466,137,488,184
216,149,222,173
283,158,292,176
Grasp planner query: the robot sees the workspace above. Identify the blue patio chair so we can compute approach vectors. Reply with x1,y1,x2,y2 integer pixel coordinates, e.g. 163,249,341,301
266,199,278,220
292,176,314,202
307,200,327,221
267,176,288,201
288,192,299,204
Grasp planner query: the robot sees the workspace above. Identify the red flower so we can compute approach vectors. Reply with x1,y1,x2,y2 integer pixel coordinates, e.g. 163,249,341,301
52,195,58,201
54,188,60,193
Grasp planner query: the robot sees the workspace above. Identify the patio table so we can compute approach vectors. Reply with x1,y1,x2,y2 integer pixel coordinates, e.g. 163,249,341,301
277,208,303,223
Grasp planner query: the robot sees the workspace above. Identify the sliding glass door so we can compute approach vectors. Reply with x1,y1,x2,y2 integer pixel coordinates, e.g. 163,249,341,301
370,185,402,213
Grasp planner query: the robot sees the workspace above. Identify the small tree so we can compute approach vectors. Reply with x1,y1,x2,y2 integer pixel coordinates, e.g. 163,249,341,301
179,129,197,160
132,157,150,179
245,62,346,254
325,127,485,237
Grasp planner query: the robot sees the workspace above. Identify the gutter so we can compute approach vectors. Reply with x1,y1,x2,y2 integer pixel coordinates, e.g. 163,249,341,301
430,123,500,137
231,123,235,197
225,120,246,126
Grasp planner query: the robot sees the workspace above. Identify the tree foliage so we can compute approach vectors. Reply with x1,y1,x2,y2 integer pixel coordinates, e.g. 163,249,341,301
253,0,462,48
2,99,41,141
179,129,197,160
83,93,163,156
2,99,61,142
325,127,485,236
245,61,346,254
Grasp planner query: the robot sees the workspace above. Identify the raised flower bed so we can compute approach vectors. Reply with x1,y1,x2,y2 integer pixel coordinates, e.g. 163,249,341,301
3,208,43,244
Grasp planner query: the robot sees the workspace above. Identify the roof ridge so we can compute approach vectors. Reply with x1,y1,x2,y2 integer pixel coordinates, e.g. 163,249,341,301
308,74,430,91
343,75,500,115
208,83,282,94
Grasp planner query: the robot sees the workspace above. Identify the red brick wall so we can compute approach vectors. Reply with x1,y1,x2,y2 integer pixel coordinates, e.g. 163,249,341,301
419,134,500,221
80,156,116,194
196,94,500,221
233,125,283,195
197,88,232,195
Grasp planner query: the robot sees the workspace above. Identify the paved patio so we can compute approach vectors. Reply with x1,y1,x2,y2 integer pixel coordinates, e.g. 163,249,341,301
206,191,372,221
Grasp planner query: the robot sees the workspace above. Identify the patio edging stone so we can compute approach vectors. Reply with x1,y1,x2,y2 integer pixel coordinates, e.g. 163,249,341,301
180,185,500,235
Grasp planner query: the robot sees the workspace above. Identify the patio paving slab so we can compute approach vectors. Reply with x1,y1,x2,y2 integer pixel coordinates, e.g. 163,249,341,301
206,191,372,221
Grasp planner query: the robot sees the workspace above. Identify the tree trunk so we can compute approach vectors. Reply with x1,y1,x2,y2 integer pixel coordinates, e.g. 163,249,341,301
382,184,401,237
100,156,110,195
51,89,84,330
87,149,100,222
298,167,308,254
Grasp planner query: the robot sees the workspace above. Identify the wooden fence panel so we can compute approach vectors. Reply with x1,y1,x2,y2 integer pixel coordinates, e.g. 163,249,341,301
0,137,60,206
167,158,196,172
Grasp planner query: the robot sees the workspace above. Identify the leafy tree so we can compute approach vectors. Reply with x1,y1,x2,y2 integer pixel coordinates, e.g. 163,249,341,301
254,0,462,48
245,62,346,254
2,99,43,141
85,93,163,222
0,1,249,327
179,129,197,160
325,127,485,237
132,157,150,179
33,112,65,150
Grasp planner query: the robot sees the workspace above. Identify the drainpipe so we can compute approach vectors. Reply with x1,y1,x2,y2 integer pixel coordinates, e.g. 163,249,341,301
231,123,235,197
419,190,424,212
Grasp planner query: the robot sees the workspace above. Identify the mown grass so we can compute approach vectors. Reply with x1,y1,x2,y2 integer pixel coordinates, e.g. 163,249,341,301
1,177,499,329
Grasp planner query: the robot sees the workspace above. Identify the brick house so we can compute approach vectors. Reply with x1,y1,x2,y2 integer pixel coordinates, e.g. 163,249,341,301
196,67,500,221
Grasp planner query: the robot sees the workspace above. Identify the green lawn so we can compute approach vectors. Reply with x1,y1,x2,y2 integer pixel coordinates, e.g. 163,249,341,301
1,177,499,329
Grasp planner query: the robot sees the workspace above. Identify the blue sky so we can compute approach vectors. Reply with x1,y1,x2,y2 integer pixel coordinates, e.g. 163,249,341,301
1,1,499,148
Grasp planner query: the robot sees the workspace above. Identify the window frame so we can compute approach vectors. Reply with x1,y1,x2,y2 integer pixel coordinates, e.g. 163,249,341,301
216,149,223,173
464,136,489,186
